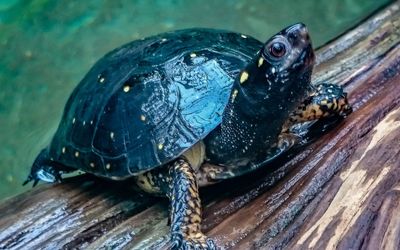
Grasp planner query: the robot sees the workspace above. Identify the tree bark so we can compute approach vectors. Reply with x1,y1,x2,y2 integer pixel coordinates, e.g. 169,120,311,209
1,1,400,249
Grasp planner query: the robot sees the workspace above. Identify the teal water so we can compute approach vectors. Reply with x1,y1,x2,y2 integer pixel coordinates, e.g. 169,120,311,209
0,0,390,200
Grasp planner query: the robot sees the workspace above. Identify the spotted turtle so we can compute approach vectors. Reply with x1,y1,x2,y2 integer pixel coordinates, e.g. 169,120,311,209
25,23,351,249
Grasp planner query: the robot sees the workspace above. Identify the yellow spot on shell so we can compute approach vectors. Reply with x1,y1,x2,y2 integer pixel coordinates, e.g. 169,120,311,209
62,147,66,154
190,53,197,58
90,162,95,168
158,144,164,150
123,85,130,92
240,71,249,84
140,115,146,121
106,163,111,169
258,57,264,67
321,99,328,105
241,34,247,38
74,151,80,157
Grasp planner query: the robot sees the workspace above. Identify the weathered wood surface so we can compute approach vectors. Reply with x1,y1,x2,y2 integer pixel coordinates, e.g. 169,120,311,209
1,2,400,249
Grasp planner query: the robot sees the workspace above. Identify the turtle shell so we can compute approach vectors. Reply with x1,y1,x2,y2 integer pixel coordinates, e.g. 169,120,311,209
48,29,262,179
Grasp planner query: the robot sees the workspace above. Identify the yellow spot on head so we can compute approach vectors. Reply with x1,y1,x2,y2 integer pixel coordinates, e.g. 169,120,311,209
240,71,249,84
105,163,111,170
123,85,130,92
190,53,197,58
140,115,146,121
320,99,328,105
158,143,164,150
110,132,115,140
62,147,66,154
258,57,264,67
241,34,247,39
75,151,79,157
90,162,95,168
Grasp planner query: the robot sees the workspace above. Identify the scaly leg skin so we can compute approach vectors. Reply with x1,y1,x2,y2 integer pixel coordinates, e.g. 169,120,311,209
281,83,352,134
23,149,75,187
135,159,216,249
278,83,352,149
168,158,216,250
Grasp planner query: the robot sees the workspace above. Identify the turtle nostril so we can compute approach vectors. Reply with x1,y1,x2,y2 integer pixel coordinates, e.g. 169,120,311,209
285,23,311,45
299,27,309,41
293,23,309,41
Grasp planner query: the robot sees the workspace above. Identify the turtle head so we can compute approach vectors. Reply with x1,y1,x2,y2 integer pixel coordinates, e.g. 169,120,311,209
260,22,315,91
232,23,315,119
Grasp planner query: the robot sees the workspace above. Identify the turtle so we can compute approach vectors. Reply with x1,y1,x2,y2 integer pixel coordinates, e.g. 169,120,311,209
24,23,352,249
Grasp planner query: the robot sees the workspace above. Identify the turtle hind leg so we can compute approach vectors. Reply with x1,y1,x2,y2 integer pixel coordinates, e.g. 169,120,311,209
168,158,216,250
135,158,216,249
23,149,75,187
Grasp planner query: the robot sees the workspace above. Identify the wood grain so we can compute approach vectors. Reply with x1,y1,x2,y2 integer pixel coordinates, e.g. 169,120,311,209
1,1,400,249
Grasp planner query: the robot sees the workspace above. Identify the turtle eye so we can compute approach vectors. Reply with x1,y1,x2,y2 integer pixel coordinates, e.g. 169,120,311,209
269,42,286,58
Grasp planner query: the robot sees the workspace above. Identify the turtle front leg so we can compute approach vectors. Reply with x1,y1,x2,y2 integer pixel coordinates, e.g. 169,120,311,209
279,83,352,148
281,83,352,133
167,158,216,250
198,84,353,183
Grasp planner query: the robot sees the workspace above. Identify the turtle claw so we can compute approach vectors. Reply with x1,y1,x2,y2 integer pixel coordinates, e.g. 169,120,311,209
171,233,218,250
22,176,40,187
33,179,39,187
22,176,32,186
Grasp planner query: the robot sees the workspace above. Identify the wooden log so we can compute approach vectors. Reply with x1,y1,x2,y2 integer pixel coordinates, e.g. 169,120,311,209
1,2,400,249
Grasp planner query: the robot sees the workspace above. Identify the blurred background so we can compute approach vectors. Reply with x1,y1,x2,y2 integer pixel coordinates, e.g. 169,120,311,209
0,0,391,200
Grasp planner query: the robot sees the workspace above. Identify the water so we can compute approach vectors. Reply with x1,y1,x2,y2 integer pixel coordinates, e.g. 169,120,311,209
0,0,390,200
